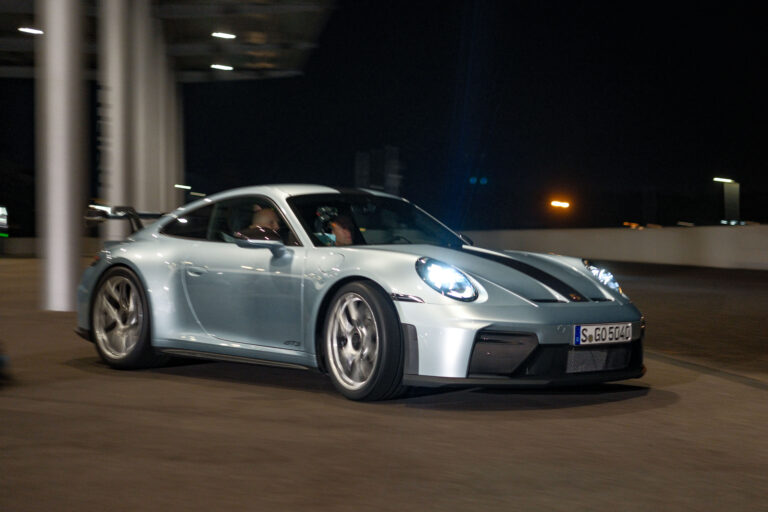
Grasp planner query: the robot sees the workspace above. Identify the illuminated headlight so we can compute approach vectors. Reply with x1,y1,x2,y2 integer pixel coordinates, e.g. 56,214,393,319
583,259,626,296
415,257,478,302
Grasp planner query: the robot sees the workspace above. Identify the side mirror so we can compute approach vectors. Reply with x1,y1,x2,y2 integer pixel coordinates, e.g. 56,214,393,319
235,238,287,257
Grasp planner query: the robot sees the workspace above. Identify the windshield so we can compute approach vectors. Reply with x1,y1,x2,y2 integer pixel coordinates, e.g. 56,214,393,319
287,193,465,248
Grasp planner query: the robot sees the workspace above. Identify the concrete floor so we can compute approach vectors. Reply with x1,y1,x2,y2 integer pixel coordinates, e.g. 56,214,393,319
1,258,766,511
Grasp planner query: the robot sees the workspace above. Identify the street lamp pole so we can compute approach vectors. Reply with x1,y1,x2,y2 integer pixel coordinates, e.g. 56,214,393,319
713,177,740,222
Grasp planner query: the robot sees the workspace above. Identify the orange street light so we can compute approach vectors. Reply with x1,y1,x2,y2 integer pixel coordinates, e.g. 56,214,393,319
550,200,570,208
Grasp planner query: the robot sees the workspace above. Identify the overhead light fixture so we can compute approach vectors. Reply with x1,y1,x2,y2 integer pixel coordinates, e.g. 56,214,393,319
212,32,236,39
550,200,570,208
18,27,44,35
174,184,191,190
189,192,206,197
211,64,233,71
713,177,734,183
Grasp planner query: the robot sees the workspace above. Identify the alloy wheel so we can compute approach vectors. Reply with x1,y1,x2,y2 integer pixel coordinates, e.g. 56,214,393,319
93,275,144,359
327,292,380,390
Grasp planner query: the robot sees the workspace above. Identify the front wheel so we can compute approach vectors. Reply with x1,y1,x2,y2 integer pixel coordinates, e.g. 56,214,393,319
324,281,405,401
91,266,164,369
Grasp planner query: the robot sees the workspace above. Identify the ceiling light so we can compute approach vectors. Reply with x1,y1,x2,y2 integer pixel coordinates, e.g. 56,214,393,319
212,32,236,39
210,64,233,71
18,27,44,35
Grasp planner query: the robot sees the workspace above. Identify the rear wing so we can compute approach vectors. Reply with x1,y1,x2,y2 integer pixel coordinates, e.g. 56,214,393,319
85,205,165,233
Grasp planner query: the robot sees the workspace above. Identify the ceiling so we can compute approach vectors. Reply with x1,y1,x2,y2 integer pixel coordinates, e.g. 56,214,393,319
0,0,334,81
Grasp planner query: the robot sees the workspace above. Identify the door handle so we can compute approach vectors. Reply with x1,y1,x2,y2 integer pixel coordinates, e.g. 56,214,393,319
186,266,208,277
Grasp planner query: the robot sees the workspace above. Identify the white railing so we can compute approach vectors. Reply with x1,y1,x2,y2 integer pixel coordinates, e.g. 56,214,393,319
3,226,767,270
465,225,768,270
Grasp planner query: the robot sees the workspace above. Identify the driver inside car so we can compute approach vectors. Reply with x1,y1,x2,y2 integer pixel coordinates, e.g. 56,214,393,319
330,215,354,246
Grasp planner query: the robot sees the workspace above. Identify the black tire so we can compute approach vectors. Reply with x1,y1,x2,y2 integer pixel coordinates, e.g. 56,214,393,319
323,281,405,401
91,266,165,369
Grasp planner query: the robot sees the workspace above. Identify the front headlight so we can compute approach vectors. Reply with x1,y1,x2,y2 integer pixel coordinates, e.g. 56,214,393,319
415,257,478,302
583,259,626,296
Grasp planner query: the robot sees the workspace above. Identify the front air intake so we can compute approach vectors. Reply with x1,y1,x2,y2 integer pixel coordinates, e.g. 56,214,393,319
468,332,539,377
566,346,631,373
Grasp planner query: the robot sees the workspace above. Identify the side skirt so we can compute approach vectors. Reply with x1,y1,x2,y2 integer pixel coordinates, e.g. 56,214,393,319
159,348,312,371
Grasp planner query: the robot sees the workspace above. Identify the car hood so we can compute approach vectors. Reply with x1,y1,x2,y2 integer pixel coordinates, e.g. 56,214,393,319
358,244,621,304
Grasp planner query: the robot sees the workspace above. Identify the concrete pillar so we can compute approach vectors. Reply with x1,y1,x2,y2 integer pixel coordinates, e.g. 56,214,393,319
128,1,184,213
131,0,152,212
723,182,740,221
153,23,169,212
35,0,85,311
98,0,131,239
146,21,163,212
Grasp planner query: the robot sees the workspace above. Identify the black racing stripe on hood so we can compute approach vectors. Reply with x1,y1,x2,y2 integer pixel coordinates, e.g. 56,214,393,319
460,247,587,302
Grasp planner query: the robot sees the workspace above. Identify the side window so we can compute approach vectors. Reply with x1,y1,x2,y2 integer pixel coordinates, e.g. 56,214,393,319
160,204,214,239
207,196,301,246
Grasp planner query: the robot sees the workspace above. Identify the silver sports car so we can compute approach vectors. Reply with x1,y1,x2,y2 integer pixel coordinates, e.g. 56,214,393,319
77,185,645,401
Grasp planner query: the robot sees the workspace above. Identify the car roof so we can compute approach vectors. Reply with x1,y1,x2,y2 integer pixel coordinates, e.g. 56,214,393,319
166,184,404,219
202,184,402,202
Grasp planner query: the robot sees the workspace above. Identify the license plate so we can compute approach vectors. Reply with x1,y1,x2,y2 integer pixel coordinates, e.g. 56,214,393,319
574,323,632,345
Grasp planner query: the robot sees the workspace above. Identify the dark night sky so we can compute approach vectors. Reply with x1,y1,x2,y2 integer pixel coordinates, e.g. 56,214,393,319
184,0,768,229
2,0,767,233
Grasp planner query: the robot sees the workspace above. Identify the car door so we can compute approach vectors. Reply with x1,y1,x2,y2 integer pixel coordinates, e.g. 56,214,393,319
179,195,305,350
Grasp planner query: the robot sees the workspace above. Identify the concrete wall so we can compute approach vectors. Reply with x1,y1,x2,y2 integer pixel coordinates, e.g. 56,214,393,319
465,225,768,270
3,226,767,270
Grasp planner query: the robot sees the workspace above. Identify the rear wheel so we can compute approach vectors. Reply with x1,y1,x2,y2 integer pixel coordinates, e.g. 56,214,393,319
324,281,404,401
91,266,164,369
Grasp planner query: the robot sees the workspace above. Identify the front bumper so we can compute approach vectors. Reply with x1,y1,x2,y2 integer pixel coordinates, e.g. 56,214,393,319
403,339,645,387
404,367,646,387
397,300,645,387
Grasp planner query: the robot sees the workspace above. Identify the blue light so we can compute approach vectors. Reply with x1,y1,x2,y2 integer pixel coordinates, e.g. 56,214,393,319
469,177,478,185
479,177,488,185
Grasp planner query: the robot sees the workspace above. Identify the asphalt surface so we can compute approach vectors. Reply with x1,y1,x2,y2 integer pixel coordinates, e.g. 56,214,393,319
1,258,767,511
